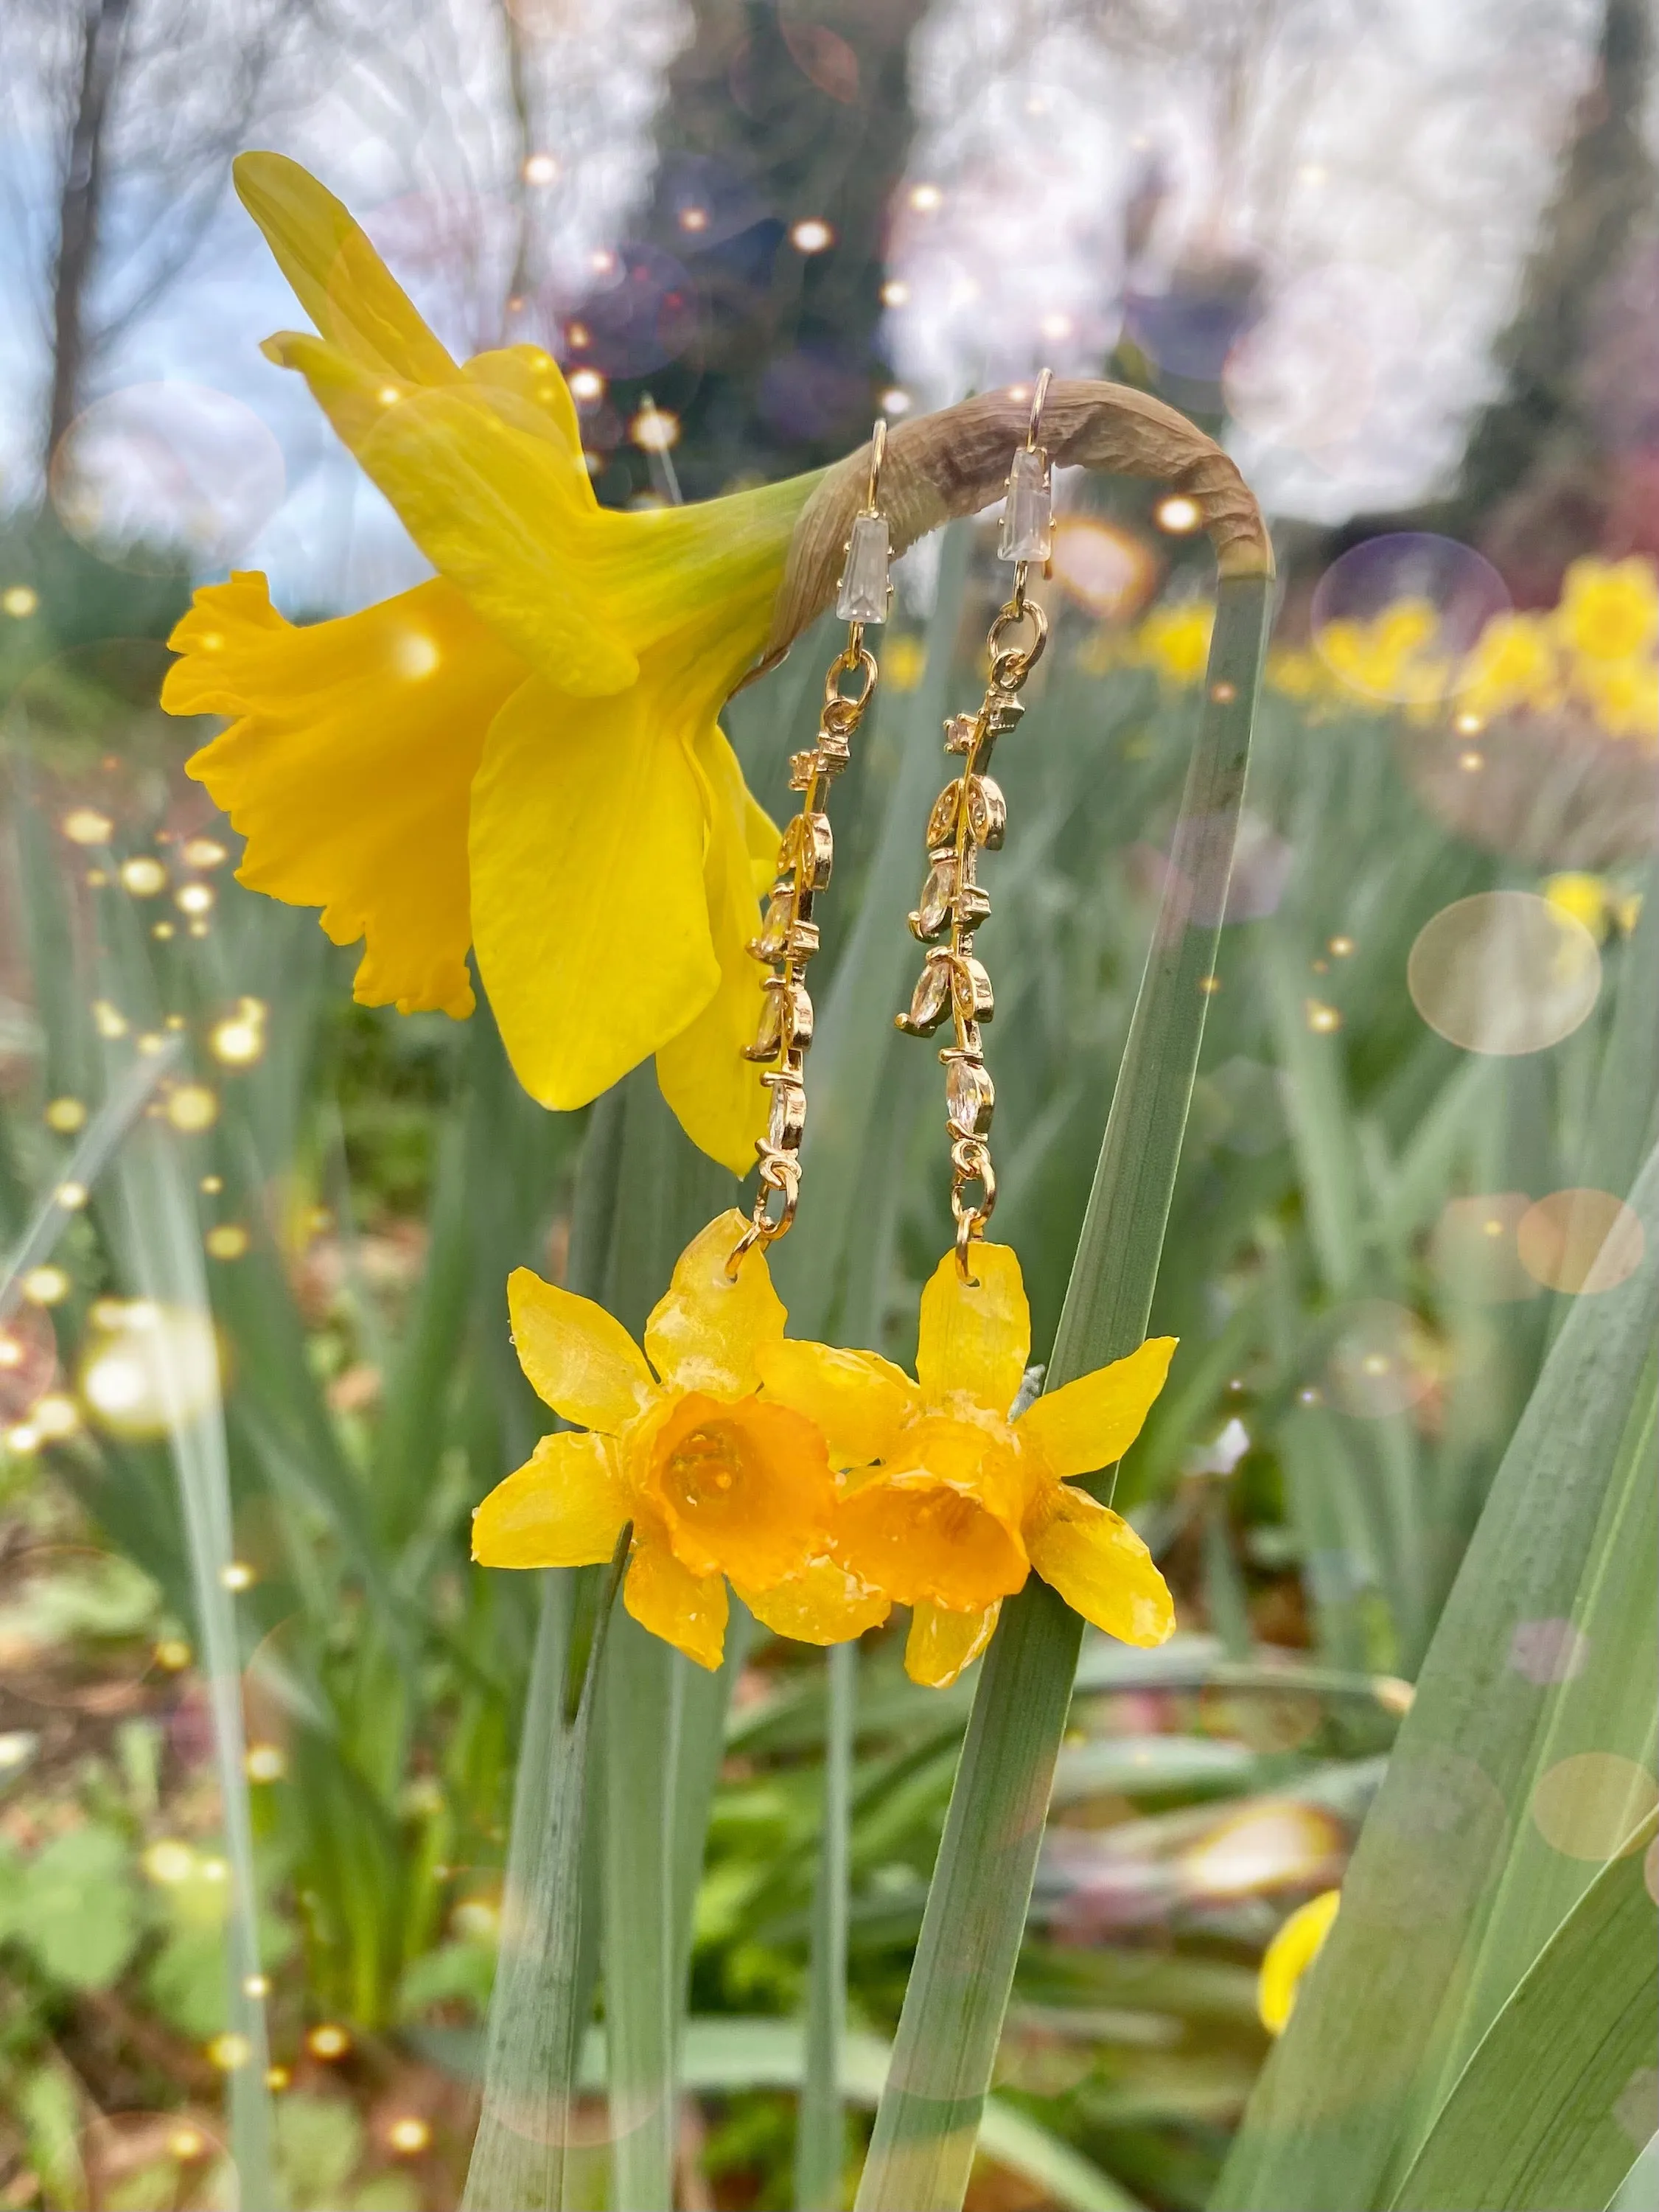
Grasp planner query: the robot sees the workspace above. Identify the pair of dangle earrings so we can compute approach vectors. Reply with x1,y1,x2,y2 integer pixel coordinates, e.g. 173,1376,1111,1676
733,374,1055,1279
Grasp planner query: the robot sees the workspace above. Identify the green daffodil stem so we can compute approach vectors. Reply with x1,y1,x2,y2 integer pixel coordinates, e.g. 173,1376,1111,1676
796,1637,858,2210
853,569,1272,2212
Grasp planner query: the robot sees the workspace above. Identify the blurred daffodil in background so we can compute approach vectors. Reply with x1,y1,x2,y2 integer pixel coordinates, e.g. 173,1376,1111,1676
1257,1888,1341,2034
162,153,826,1172
1116,553,1658,749
472,1212,887,1669
758,1243,1176,1688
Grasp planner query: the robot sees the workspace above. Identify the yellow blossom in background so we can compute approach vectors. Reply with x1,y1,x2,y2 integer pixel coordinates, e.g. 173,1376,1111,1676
1457,611,1562,724
471,1213,887,1669
1557,555,1659,663
161,153,826,1173
881,635,927,691
1132,602,1214,687
1316,597,1448,711
1257,1888,1341,2034
1574,651,1658,744
1264,646,1326,701
758,1243,1176,1688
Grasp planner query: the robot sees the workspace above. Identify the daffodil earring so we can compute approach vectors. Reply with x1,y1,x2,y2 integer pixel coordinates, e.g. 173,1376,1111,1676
733,418,895,1269
896,369,1053,1280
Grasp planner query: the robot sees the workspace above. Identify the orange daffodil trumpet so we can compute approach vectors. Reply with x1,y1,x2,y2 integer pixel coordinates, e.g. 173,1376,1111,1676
757,1242,1177,1686
472,1213,890,1668
476,1218,1178,1685
161,154,824,1172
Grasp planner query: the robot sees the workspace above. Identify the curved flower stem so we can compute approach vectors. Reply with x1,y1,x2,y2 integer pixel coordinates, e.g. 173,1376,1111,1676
853,571,1273,2212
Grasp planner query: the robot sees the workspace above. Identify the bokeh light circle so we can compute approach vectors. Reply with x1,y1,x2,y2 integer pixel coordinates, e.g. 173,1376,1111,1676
1049,517,1156,619
1311,534,1510,705
1430,1193,1538,1303
1407,892,1602,1056
1325,1300,1436,1419
50,384,284,573
1516,1188,1646,1294
1531,1754,1658,1861
79,1302,220,1438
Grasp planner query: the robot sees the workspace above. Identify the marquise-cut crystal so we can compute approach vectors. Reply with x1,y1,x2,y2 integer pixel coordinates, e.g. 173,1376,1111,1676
909,854,957,941
997,445,1052,562
897,953,953,1036
743,982,785,1062
835,511,892,624
751,889,797,961
945,1054,996,1137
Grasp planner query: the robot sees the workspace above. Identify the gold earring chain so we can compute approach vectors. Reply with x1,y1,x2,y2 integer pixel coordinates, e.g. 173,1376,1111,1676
895,372,1052,1280
731,419,893,1273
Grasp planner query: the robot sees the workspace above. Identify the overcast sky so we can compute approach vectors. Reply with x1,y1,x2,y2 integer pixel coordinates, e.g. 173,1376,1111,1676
0,0,1621,615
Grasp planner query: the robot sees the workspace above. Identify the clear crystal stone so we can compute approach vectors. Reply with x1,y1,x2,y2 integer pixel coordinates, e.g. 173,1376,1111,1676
743,983,785,1062
944,712,979,756
950,955,994,1022
945,1055,996,1137
780,810,834,889
835,512,891,624
998,446,1052,562
896,953,953,1036
909,854,957,941
751,889,796,962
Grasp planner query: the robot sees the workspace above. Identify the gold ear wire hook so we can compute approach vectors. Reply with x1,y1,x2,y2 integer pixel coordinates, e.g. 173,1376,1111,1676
1025,366,1052,456
862,416,888,517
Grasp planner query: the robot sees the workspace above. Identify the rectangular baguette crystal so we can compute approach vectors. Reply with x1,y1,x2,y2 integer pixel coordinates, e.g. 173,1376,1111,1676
835,512,891,622
997,445,1052,562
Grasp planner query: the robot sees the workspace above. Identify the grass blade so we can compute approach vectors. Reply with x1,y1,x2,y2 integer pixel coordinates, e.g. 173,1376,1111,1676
796,1639,857,2211
853,570,1272,2212
461,1539,626,2212
1386,1811,1659,2211
1214,1136,1659,2211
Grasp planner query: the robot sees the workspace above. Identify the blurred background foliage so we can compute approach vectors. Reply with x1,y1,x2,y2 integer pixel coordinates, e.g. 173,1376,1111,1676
0,0,1655,2208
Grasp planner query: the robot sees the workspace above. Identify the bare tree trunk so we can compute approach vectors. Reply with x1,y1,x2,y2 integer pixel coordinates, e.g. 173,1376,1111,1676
46,0,136,464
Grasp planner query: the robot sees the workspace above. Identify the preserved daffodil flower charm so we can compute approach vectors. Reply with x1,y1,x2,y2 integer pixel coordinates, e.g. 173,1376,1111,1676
758,1242,1177,1687
161,153,826,1172
472,1213,887,1669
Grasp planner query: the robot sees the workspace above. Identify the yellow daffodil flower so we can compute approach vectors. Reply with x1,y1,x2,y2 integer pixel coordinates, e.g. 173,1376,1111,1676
161,153,825,1172
1257,1888,1341,2034
1576,652,1659,746
758,1243,1176,1688
1134,602,1215,688
1456,610,1562,722
1557,555,1659,664
1316,598,1448,712
471,1212,887,1669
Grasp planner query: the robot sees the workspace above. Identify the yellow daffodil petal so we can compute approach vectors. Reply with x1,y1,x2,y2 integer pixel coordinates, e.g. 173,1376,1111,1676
1025,1485,1174,1647
835,1466,1028,1614
647,1392,832,1588
259,335,634,694
915,1242,1030,1418
1016,1337,1177,1481
755,1339,919,1468
468,673,719,1110
464,346,592,486
165,572,523,1016
643,1210,786,1398
233,151,458,385
506,1268,656,1433
624,1533,727,1670
654,727,770,1174
1258,1889,1341,2034
737,1556,891,1646
744,781,783,899
471,1431,626,1566
581,474,821,657
905,1600,1000,1689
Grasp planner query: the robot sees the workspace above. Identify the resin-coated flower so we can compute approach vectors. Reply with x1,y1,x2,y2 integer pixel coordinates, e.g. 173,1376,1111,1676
472,1212,886,1668
162,153,823,1171
758,1243,1176,1687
